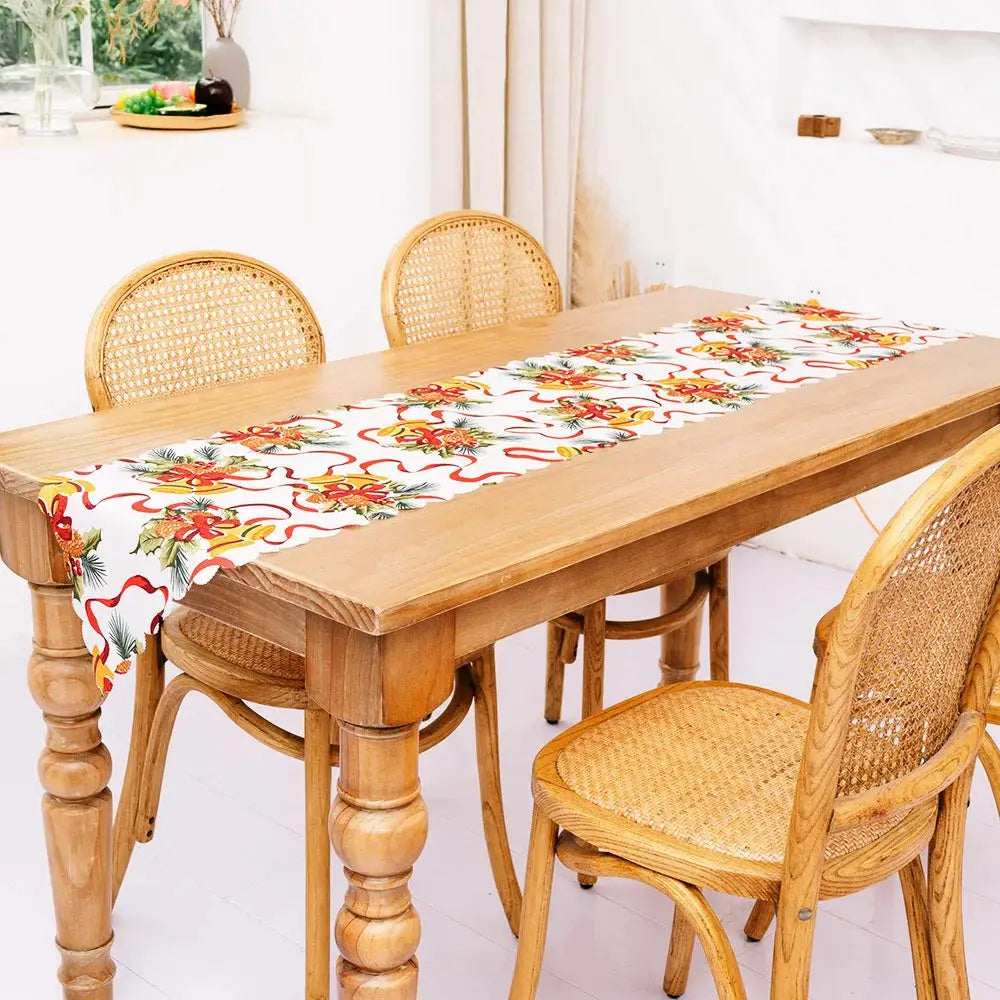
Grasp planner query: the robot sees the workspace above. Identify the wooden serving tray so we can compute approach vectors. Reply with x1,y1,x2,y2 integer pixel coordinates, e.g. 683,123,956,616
111,107,245,131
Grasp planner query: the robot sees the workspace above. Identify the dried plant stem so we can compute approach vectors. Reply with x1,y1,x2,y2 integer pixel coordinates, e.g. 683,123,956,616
571,177,645,308
203,0,241,38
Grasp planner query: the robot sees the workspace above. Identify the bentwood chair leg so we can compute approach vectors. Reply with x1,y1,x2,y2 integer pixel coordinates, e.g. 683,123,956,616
928,766,976,1000
900,856,937,1000
304,707,332,1000
544,623,566,724
581,601,607,720
663,907,697,997
112,641,165,904
560,625,580,665
978,732,1000,819
508,806,558,1000
136,672,205,844
638,872,746,1000
708,557,730,682
770,891,819,1000
468,652,523,936
577,602,607,890
743,899,775,943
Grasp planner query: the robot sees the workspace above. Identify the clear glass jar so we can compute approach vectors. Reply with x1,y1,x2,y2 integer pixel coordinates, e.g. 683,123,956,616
0,15,98,136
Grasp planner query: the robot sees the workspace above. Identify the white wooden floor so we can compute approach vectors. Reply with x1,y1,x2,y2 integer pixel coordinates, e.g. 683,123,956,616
2,546,999,999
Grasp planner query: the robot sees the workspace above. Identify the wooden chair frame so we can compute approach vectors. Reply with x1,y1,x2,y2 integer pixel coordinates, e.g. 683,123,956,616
507,423,1000,1000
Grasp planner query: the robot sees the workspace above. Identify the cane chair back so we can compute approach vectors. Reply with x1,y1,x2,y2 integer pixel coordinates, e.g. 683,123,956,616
380,210,562,347
85,251,325,411
803,426,1000,838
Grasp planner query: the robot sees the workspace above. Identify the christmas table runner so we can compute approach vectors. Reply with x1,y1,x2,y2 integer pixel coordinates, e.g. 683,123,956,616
38,299,967,692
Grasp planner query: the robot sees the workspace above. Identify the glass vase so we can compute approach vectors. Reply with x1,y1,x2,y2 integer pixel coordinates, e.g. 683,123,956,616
0,15,98,136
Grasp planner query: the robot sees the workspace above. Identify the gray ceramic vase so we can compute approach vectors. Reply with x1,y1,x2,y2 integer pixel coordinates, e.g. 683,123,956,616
203,36,250,109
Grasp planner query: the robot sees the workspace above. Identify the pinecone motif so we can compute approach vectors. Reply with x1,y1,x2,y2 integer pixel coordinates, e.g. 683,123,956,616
153,517,187,538
61,531,85,558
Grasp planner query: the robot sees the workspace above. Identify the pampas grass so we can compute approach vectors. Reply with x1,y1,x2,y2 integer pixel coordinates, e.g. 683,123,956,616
571,178,645,308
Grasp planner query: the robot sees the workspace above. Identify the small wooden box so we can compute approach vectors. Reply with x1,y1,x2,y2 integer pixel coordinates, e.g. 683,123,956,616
797,115,841,138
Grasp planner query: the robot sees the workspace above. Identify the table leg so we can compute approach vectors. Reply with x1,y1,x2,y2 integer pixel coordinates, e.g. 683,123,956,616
28,582,115,999
330,722,425,1000
659,573,704,686
307,613,455,1000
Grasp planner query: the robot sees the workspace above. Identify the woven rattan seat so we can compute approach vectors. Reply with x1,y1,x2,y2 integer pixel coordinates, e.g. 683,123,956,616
161,609,308,710
553,683,903,867
178,611,303,682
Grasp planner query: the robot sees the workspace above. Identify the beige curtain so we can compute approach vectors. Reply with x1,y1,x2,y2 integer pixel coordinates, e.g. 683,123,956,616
429,0,588,303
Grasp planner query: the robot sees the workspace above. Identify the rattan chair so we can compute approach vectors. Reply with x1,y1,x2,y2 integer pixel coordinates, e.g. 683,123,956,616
90,251,520,1000
381,210,731,740
508,423,1000,1000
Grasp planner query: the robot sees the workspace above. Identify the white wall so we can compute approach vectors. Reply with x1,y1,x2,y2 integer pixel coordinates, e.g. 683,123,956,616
0,1,433,431
5,1,995,571
581,0,1000,569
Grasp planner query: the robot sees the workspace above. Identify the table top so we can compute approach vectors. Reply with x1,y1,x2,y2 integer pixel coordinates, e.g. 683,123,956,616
3,286,1000,633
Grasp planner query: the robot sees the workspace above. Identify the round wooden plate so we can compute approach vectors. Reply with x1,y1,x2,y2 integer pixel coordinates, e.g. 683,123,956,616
111,107,245,130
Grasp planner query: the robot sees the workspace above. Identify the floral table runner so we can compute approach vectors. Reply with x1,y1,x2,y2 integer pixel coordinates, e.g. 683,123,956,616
38,299,967,692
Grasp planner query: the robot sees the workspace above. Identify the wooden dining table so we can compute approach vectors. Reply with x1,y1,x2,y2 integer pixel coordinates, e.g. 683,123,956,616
3,285,1000,999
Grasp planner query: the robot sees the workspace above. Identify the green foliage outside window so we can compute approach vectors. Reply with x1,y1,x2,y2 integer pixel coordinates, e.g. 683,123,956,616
0,2,201,82
92,1,201,84
0,9,26,66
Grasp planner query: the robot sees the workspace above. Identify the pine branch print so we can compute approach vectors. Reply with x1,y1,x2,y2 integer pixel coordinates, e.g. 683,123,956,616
106,613,138,663
80,551,107,589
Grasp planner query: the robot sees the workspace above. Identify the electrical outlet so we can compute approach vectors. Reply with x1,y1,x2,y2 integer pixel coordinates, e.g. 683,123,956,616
653,257,675,286
638,253,675,291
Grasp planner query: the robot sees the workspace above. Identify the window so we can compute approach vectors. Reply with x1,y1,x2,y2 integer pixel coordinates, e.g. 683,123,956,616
1,1,203,107
0,10,29,67
86,2,203,89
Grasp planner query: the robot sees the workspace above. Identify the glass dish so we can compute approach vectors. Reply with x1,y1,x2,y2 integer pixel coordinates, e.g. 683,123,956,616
926,126,1000,161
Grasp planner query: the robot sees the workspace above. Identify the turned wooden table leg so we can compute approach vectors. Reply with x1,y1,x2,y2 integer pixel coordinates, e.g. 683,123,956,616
331,722,425,999
308,612,456,1000
659,573,704,686
29,582,116,999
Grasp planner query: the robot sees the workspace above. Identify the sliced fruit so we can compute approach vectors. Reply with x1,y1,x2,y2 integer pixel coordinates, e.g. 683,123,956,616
158,103,209,116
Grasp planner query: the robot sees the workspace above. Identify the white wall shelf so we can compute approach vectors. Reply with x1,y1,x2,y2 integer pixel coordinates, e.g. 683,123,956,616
781,0,1000,35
